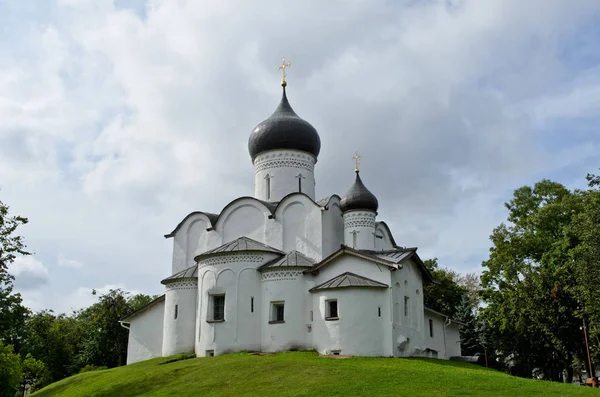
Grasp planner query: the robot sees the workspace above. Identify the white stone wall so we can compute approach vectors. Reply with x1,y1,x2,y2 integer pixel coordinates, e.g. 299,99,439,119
253,150,316,202
374,223,396,251
171,213,215,274
445,322,462,358
343,211,377,250
261,268,310,352
278,196,323,261
391,260,425,357
321,200,344,259
313,255,390,288
126,300,165,364
311,288,392,356
162,280,197,356
196,252,279,356
423,312,447,358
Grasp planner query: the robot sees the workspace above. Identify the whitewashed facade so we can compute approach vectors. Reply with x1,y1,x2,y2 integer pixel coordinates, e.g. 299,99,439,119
122,84,463,364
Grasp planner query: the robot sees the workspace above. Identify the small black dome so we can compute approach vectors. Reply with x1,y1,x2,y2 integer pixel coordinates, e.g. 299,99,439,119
249,87,321,161
340,171,379,212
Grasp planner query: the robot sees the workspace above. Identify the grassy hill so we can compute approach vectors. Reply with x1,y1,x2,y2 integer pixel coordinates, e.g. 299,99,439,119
31,352,596,397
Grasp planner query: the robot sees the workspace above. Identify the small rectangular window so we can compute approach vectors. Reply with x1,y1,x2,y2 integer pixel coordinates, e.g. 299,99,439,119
404,296,409,317
378,306,381,317
206,350,215,357
310,310,313,322
208,295,225,322
325,300,338,320
331,350,341,356
429,319,434,338
174,304,178,320
269,302,285,323
251,296,254,313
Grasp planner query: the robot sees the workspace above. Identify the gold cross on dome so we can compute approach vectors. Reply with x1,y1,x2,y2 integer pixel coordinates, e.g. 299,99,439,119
277,57,291,86
353,152,362,173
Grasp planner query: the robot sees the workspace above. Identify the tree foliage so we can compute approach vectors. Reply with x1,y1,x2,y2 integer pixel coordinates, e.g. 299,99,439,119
423,258,468,318
0,199,31,351
21,353,47,393
0,340,22,397
480,176,600,382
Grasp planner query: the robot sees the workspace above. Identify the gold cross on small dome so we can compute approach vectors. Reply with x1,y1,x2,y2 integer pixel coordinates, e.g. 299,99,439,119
277,57,291,87
353,152,362,173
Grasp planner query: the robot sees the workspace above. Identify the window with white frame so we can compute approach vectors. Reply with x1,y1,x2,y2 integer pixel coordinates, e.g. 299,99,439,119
429,319,434,338
270,301,285,323
208,294,225,322
325,299,338,320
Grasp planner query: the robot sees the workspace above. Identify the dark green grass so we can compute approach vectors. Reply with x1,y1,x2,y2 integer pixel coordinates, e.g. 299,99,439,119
31,351,596,397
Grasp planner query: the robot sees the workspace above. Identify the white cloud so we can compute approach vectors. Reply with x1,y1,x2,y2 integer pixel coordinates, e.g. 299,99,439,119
9,256,50,290
57,253,84,269
1,0,600,312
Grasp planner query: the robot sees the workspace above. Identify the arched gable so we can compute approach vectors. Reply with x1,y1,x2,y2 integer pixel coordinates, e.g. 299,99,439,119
275,193,323,260
169,212,216,274
375,221,398,251
215,198,272,244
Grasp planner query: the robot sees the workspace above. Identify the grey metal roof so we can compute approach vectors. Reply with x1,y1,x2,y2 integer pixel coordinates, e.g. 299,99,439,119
248,86,321,160
310,272,388,292
372,250,415,264
161,265,198,284
258,250,314,270
197,237,284,260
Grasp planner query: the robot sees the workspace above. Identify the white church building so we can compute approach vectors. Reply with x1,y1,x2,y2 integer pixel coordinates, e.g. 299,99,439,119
122,73,463,364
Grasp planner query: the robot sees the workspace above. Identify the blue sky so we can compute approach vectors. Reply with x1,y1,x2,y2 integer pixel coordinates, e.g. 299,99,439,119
1,0,599,312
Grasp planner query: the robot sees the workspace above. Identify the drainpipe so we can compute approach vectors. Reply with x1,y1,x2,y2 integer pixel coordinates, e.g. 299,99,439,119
119,321,131,330
443,316,451,359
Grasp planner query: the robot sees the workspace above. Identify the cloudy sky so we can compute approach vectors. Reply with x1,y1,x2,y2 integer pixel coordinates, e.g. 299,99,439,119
1,0,599,313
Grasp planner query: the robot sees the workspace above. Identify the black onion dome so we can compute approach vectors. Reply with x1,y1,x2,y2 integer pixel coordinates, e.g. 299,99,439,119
249,87,321,161
340,171,379,212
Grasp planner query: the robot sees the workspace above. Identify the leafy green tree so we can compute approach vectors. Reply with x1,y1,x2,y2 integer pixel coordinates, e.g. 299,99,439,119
480,178,600,382
77,290,155,369
423,258,468,318
0,199,31,352
454,295,482,356
0,340,22,397
22,311,83,384
20,353,47,394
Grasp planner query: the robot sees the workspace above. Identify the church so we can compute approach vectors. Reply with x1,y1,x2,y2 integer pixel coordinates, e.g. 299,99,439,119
121,61,463,364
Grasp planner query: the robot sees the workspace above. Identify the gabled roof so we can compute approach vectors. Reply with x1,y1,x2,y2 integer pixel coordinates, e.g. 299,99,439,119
121,294,165,322
303,245,435,284
304,245,397,274
258,250,314,270
309,272,388,292
195,236,284,261
161,265,198,285
424,307,467,326
370,248,435,284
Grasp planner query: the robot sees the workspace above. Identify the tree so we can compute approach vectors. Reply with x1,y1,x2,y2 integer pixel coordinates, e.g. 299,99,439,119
454,295,482,356
0,199,31,351
480,178,600,382
423,258,468,318
22,310,82,384
20,353,47,394
77,290,155,369
0,340,22,397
